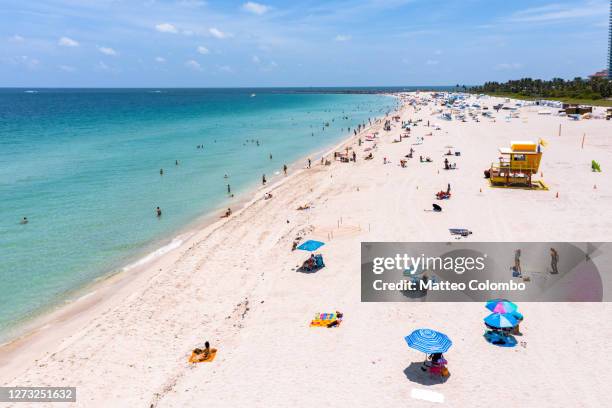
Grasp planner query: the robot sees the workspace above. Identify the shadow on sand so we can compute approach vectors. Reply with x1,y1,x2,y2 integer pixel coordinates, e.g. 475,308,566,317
296,265,325,274
403,362,450,386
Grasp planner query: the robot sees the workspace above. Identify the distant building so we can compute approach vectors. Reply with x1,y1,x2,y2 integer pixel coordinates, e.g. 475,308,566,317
609,0,612,78
589,69,609,79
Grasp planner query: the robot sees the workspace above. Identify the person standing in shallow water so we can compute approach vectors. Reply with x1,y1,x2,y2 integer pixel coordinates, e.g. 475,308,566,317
262,174,266,185
283,164,287,175
227,184,231,194
156,207,162,217
160,168,164,175
308,158,311,168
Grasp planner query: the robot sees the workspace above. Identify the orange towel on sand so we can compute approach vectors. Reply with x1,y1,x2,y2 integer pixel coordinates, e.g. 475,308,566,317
189,349,217,363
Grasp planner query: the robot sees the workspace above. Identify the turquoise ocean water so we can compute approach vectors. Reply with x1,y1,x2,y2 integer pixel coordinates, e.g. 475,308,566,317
0,88,397,340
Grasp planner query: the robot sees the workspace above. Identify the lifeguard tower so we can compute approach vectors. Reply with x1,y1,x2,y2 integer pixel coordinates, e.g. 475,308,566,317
486,141,547,189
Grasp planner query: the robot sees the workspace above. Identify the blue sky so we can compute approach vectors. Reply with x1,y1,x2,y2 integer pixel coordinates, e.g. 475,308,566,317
1,0,610,87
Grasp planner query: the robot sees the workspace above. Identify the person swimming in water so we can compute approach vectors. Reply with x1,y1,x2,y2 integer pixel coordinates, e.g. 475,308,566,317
20,217,28,225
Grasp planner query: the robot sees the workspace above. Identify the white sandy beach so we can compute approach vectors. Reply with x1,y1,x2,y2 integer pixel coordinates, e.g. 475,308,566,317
1,93,612,408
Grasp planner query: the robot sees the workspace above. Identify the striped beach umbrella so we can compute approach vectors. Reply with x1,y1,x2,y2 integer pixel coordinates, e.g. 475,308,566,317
484,313,518,329
404,328,452,354
485,299,518,314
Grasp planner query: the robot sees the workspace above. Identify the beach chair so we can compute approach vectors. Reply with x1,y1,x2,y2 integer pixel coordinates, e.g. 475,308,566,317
314,254,325,268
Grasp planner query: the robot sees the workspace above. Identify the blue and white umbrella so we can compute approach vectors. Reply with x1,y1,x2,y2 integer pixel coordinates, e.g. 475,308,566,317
484,313,518,329
404,328,452,354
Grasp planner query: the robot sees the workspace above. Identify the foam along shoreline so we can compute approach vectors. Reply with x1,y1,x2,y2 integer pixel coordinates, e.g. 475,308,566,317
0,95,395,369
2,92,612,408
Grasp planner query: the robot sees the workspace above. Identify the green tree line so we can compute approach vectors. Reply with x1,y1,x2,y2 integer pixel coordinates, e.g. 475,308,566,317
469,77,612,100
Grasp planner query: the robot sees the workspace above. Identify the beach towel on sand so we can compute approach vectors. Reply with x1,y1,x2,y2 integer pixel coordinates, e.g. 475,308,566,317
189,349,217,363
310,313,342,328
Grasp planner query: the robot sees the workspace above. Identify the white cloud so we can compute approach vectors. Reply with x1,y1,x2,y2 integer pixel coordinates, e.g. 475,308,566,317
334,34,351,42
508,2,607,23
9,34,24,42
495,62,523,70
58,64,76,72
98,46,118,56
156,23,179,33
197,46,210,55
243,2,269,15
209,28,227,39
426,59,439,65
155,56,166,63
252,55,261,64
218,65,233,73
58,36,79,47
11,55,40,69
97,61,110,71
185,59,202,70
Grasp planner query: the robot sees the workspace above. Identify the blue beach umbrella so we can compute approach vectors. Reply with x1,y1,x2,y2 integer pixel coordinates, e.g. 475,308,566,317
484,313,518,329
485,299,518,314
297,240,325,252
404,328,452,354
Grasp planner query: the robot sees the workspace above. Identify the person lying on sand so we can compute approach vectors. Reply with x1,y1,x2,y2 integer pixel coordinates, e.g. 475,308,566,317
221,208,232,218
297,204,310,210
264,193,273,200
191,341,217,362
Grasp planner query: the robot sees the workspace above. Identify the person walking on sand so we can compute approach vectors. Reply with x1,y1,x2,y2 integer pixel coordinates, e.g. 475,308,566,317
262,174,266,185
514,249,522,275
353,151,357,162
283,164,288,175
156,207,162,217
550,248,559,274
447,183,451,194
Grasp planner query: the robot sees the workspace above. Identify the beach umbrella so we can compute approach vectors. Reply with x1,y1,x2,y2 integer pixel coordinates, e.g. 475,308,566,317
484,313,518,329
404,328,452,354
485,299,518,314
297,240,325,252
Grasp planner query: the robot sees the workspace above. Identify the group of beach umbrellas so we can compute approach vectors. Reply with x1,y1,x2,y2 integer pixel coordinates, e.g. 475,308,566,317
403,299,523,358
484,299,523,329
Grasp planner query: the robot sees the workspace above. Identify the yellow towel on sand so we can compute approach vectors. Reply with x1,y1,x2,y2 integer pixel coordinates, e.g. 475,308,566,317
310,313,342,327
